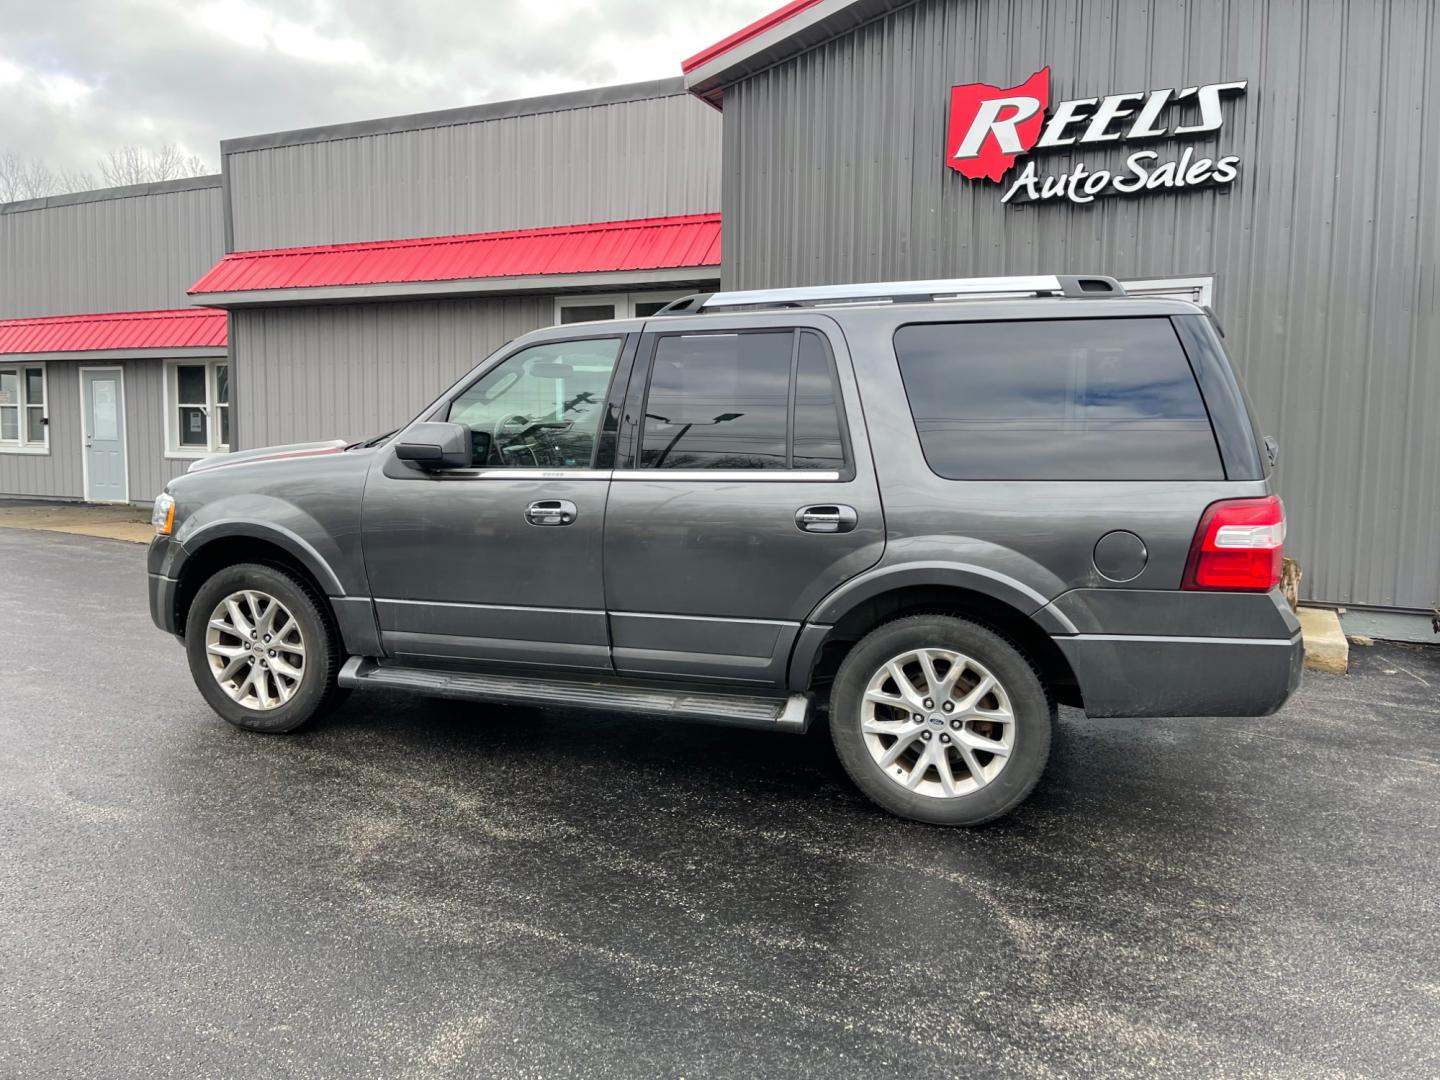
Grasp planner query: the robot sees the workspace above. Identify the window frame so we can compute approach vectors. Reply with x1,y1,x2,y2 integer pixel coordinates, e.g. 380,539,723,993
553,290,693,326
426,333,632,477
0,361,50,455
164,358,230,459
622,326,854,481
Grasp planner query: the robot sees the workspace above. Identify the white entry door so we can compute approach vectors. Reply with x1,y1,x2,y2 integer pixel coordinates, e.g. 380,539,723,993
81,368,128,503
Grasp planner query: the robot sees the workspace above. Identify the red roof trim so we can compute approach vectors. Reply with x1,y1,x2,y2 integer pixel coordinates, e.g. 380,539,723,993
681,0,825,73
0,308,227,355
189,213,722,296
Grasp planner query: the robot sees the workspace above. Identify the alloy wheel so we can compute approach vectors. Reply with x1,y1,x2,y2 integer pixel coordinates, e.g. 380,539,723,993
860,648,1016,798
204,590,306,711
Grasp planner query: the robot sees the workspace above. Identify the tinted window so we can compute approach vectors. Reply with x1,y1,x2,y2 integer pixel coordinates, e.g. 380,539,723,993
641,332,793,469
894,318,1221,480
792,331,846,469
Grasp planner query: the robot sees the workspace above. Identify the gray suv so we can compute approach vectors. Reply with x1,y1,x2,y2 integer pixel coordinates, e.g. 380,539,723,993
147,275,1302,825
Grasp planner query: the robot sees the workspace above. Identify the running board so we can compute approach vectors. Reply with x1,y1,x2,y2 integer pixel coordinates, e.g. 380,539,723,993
338,657,811,733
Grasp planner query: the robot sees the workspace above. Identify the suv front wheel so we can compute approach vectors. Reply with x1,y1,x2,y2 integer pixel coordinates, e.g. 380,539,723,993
830,614,1053,825
184,562,342,733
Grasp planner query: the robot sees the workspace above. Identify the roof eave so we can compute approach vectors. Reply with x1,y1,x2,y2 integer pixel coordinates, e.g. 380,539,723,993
189,265,722,309
682,0,911,106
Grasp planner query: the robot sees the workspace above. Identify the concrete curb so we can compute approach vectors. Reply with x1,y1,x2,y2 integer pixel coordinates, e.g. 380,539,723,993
1297,607,1349,674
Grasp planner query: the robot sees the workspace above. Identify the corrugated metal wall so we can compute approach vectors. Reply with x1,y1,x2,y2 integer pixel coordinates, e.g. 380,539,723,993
123,359,192,501
0,358,182,502
720,0,1440,611
227,92,722,251
0,181,225,318
0,361,82,498
232,298,553,448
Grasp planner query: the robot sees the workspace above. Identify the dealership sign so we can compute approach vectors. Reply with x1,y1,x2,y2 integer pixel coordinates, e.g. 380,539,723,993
945,67,1247,205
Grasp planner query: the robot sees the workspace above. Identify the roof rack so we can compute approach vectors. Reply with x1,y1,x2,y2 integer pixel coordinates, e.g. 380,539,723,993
654,274,1125,316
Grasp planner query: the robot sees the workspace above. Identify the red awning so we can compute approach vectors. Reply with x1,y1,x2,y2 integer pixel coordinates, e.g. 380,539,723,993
0,308,227,355
189,213,722,297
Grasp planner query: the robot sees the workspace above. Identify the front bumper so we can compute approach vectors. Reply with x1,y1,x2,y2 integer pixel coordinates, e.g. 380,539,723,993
1055,629,1304,718
148,536,182,637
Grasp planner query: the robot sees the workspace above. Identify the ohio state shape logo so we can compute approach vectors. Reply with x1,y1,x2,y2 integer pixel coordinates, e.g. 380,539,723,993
946,67,1051,182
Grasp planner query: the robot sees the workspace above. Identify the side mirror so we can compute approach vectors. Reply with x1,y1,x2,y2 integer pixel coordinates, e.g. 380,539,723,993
395,421,472,470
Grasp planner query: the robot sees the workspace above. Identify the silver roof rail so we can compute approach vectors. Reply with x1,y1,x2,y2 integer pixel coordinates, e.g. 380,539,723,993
653,275,1125,316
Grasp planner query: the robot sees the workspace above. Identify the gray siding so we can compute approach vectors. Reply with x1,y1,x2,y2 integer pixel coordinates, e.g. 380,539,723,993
720,0,1440,611
227,91,721,250
0,361,83,499
232,298,553,449
123,359,192,501
0,181,225,318
0,357,180,502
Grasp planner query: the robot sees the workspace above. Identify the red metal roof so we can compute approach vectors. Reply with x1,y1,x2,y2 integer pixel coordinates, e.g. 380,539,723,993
681,0,824,73
0,308,228,355
189,214,722,296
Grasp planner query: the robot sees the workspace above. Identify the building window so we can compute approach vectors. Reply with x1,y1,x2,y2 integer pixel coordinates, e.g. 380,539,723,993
167,360,229,455
0,363,48,453
555,291,692,325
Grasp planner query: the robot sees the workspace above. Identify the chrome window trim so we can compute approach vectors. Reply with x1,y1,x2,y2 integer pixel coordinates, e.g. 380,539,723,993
430,468,613,481
612,469,843,482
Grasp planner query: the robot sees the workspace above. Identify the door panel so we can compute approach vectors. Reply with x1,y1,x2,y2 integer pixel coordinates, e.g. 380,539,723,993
364,470,611,669
82,369,127,503
603,318,884,686
361,334,628,671
605,476,882,683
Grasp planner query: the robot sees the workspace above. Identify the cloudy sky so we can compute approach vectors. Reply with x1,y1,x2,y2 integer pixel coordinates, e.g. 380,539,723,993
0,0,772,175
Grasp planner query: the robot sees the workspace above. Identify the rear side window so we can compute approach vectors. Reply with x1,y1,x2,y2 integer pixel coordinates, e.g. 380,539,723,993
893,318,1222,481
640,330,847,471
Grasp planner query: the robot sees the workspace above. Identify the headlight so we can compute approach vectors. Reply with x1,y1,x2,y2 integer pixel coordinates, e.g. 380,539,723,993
152,492,176,536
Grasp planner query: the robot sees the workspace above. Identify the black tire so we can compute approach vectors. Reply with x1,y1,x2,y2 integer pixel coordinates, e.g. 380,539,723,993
829,614,1053,826
184,562,343,734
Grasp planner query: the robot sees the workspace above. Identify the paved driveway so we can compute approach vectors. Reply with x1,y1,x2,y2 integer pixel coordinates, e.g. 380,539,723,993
0,528,1436,1079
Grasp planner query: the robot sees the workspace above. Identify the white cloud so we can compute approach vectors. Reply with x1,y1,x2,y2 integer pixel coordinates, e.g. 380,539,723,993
0,0,774,175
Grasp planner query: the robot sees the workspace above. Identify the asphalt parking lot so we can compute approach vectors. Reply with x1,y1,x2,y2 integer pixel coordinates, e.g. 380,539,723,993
1,528,1436,1079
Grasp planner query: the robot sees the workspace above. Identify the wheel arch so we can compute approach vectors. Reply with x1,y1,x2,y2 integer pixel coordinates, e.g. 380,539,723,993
171,525,342,638
791,566,1083,709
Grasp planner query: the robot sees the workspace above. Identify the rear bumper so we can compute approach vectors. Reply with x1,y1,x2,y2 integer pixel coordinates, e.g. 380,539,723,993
1056,630,1304,718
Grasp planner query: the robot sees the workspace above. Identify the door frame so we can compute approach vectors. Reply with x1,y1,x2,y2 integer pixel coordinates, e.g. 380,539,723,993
77,365,130,504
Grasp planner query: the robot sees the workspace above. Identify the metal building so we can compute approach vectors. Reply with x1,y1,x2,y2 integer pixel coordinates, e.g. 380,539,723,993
682,0,1440,614
192,78,722,451
0,177,227,503
0,78,719,499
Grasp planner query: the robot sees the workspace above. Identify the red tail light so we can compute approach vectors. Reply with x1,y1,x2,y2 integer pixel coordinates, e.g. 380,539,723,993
1182,496,1286,591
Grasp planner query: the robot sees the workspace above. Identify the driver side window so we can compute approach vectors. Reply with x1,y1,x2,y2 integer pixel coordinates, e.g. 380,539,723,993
447,338,622,468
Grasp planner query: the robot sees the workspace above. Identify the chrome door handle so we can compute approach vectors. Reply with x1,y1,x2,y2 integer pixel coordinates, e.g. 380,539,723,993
795,505,858,534
525,499,577,526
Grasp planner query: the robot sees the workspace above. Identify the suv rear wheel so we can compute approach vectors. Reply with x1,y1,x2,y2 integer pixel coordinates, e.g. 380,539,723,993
830,614,1053,825
184,563,342,733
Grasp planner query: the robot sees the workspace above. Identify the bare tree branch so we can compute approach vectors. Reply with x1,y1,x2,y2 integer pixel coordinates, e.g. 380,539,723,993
97,143,210,186
1,143,210,203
